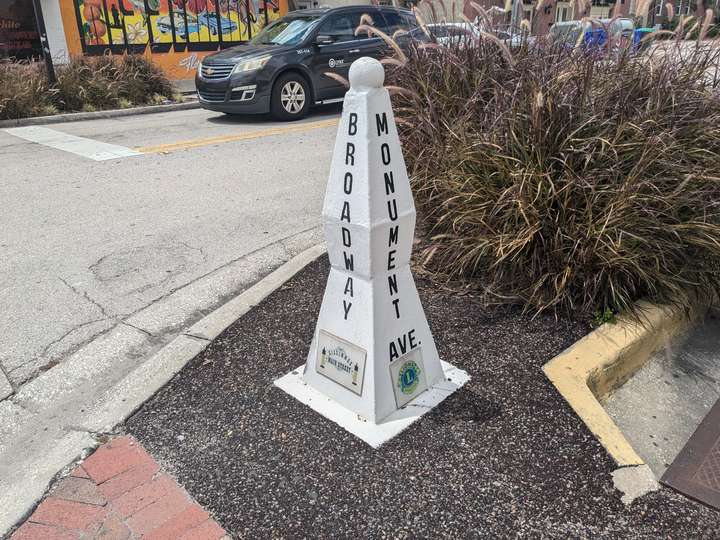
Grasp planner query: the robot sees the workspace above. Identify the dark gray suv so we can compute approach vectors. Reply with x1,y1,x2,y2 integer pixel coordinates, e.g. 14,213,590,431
195,6,421,120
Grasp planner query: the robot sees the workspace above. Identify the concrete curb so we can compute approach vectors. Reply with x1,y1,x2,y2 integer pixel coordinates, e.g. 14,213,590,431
0,101,200,129
542,302,692,467
80,243,327,434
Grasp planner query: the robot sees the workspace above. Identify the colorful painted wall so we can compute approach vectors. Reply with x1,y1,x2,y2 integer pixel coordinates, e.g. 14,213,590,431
56,0,288,79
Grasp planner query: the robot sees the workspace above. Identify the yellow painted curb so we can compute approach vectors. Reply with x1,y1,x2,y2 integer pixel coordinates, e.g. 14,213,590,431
543,302,691,466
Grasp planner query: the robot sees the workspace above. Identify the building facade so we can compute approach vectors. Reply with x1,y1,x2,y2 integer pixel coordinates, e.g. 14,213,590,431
30,0,287,79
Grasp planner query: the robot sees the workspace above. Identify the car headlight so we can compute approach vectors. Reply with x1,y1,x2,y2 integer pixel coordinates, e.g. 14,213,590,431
232,55,271,74
197,61,202,75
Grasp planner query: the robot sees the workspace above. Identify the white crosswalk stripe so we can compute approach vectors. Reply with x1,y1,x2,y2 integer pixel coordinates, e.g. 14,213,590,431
4,126,141,161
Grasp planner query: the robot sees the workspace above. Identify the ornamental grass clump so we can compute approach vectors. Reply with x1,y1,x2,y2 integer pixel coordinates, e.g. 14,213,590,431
387,38,720,318
0,54,174,120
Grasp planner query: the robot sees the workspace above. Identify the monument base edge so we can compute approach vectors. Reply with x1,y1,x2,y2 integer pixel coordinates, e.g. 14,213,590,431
273,361,470,448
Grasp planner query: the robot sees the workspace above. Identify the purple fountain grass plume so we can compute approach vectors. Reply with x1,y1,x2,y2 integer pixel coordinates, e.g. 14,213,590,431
665,2,674,21
479,30,515,65
699,8,714,42
355,24,408,63
386,85,420,100
412,7,432,38
323,72,349,88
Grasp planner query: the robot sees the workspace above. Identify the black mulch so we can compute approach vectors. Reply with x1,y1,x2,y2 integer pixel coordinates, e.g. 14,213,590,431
126,256,720,538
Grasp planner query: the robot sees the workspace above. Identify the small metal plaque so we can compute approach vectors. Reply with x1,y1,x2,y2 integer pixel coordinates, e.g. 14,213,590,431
316,330,367,396
389,348,428,408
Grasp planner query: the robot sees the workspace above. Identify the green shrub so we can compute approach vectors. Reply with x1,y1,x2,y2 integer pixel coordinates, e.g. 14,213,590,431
388,39,720,318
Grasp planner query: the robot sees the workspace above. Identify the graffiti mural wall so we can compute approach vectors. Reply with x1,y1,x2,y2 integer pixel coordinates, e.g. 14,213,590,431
61,0,286,78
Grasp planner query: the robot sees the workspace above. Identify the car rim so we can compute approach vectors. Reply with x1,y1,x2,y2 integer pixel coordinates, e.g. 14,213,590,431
280,81,305,114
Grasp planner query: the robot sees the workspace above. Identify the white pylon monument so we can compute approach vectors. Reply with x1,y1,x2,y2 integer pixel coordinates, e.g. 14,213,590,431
274,57,469,447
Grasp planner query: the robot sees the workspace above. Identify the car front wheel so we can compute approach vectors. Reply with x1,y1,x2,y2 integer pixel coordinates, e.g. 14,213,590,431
271,73,310,121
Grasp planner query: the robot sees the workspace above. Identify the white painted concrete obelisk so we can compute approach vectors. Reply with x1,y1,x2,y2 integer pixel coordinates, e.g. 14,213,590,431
274,57,469,447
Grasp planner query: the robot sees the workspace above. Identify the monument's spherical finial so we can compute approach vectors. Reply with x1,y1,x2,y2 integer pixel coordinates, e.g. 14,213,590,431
349,57,385,89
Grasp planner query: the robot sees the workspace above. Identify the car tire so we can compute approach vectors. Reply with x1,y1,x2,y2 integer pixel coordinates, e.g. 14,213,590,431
271,73,310,121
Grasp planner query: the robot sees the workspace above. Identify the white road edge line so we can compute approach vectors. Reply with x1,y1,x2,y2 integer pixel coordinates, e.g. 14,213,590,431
4,126,142,161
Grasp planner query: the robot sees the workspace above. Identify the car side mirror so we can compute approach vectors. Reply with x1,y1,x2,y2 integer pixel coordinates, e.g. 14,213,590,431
315,34,335,45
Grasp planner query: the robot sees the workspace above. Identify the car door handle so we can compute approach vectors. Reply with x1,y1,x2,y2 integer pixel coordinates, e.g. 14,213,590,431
348,49,360,54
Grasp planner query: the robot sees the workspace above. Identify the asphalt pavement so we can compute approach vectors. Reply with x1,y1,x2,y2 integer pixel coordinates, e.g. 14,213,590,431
0,105,340,533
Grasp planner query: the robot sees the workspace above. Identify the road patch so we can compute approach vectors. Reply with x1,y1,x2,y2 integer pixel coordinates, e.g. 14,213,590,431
3,126,142,161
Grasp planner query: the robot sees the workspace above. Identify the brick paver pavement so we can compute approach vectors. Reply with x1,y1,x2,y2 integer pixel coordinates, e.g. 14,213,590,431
11,436,227,540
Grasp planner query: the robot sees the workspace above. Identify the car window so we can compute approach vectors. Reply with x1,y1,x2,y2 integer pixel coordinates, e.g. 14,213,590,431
251,16,320,45
378,11,416,35
317,12,362,43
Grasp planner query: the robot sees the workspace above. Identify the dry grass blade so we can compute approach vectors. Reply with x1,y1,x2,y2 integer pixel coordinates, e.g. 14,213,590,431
381,58,407,67
355,24,407,63
323,72,349,88
699,8,714,42
386,85,420,100
359,13,374,27
412,7,432,37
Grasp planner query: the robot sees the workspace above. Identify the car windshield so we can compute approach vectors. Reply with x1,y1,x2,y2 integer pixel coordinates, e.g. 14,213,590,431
251,16,320,45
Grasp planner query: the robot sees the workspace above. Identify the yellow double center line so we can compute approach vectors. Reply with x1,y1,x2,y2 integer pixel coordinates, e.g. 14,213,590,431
137,118,339,155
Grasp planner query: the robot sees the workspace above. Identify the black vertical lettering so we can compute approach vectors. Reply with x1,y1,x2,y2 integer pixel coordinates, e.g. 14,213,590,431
343,300,352,320
343,172,353,194
343,251,354,271
388,225,399,247
341,201,351,222
387,199,398,221
387,250,397,270
408,329,417,349
388,273,398,296
375,112,388,136
348,112,358,136
342,227,351,247
381,143,391,165
345,142,355,166
398,335,407,355
384,171,395,195
392,298,400,319
344,276,354,297
389,341,399,362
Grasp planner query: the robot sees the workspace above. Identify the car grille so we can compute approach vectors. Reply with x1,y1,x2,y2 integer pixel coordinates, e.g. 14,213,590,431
200,63,234,79
198,89,227,102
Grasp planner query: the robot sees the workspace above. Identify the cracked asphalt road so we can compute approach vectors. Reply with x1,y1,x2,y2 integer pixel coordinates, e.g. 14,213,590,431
0,106,339,388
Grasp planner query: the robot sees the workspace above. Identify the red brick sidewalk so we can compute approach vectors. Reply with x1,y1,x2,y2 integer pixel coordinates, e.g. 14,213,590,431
11,436,227,540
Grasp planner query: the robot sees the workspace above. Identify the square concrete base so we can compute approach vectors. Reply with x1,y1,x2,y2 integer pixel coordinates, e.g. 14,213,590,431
274,361,470,448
